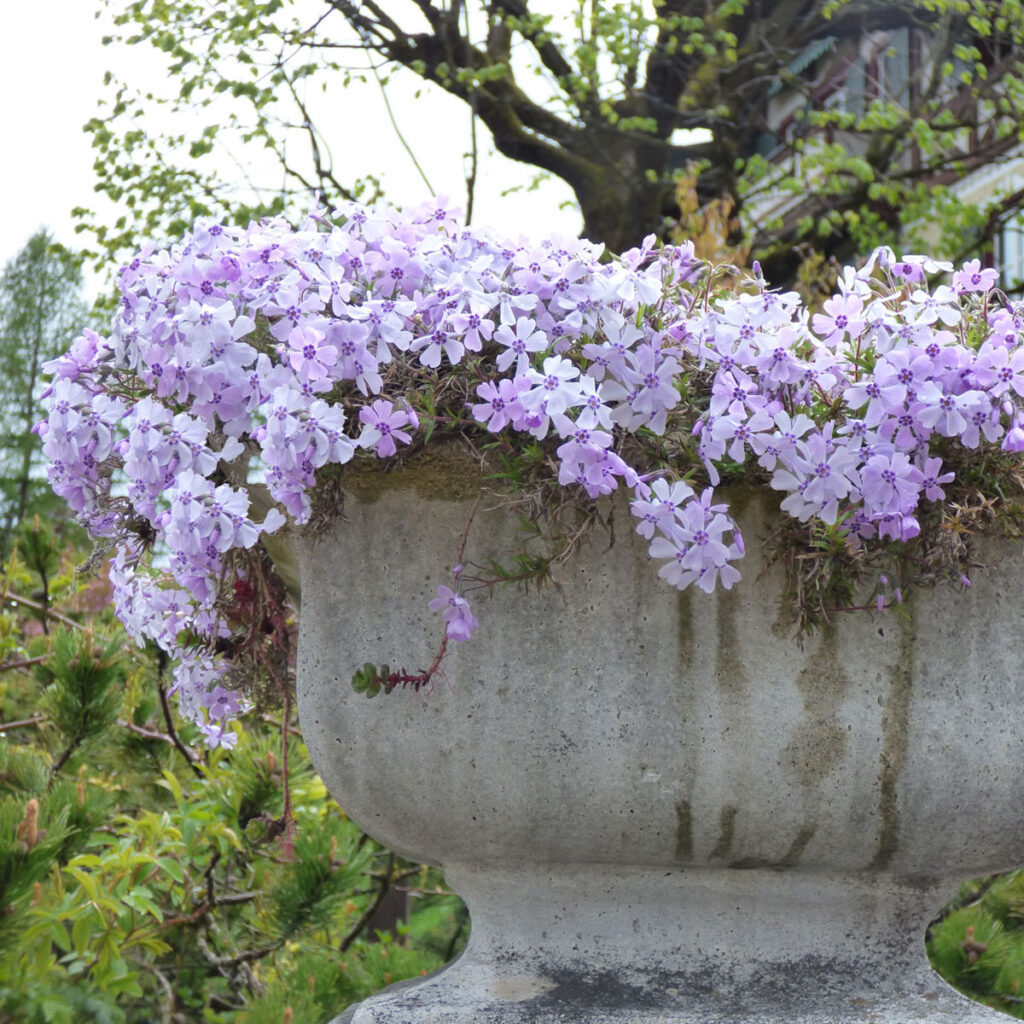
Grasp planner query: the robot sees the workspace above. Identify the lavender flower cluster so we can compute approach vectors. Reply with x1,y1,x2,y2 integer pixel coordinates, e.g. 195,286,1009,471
36,196,1022,741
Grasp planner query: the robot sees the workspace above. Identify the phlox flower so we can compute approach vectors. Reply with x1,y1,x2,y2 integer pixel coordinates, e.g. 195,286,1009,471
770,429,860,524
907,286,961,327
494,316,547,373
812,294,865,347
647,491,742,593
953,259,999,294
287,325,337,381
749,409,816,471
919,456,954,501
429,585,479,643
972,340,1024,398
472,377,530,432
450,301,497,352
358,399,416,457
858,451,923,517
630,478,696,539
412,326,465,368
521,356,583,427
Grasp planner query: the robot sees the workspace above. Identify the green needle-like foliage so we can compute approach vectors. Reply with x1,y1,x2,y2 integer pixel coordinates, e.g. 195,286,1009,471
39,628,125,777
262,817,371,940
0,795,72,923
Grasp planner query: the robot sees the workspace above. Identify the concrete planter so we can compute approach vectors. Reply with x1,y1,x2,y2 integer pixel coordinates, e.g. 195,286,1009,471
296,473,1024,1023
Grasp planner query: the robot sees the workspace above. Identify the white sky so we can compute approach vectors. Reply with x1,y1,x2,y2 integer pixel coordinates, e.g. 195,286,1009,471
1,0,582,295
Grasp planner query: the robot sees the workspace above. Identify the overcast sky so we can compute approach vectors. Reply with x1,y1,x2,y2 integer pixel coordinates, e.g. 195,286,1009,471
3,0,582,294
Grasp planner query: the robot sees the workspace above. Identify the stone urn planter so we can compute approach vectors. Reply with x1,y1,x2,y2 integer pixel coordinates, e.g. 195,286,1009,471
296,469,1024,1024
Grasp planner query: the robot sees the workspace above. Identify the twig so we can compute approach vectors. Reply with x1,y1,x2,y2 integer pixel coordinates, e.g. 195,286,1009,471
0,714,45,731
4,592,83,631
158,681,204,778
462,0,477,223
277,688,297,861
0,655,49,673
120,720,186,745
259,713,303,737
359,26,434,193
339,851,396,952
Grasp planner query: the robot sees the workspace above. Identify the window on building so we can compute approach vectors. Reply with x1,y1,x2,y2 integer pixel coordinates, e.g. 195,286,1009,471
997,218,1024,295
882,27,911,108
843,57,866,118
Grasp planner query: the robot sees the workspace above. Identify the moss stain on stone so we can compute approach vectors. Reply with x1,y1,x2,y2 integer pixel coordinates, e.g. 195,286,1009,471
870,608,915,871
787,626,851,783
341,445,487,504
777,823,818,868
709,804,738,861
676,587,694,672
675,800,694,862
714,588,748,697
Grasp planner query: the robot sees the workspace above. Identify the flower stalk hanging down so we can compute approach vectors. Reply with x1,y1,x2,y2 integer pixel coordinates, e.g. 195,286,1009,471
36,196,1024,739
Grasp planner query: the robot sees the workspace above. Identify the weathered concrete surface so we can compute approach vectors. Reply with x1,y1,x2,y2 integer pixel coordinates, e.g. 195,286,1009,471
296,480,1024,1023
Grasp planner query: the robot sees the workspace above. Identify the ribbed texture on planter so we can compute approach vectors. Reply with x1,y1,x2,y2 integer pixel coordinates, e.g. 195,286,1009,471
296,475,1024,1023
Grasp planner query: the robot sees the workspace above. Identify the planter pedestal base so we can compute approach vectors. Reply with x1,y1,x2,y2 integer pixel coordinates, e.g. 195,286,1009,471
333,864,1001,1023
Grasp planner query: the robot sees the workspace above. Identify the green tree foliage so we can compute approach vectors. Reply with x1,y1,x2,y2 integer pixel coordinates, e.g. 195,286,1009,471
88,0,1024,279
0,530,467,1022
0,232,88,553
928,871,1024,1018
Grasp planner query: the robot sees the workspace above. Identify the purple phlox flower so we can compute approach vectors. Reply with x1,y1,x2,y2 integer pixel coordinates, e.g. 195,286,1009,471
329,321,382,394
177,298,237,350
1002,410,1024,452
770,429,860,524
317,271,354,315
494,316,548,373
429,585,479,643
358,398,416,457
709,368,766,418
263,277,325,341
472,376,531,432
858,451,923,517
953,258,999,294
874,511,921,543
287,324,337,381
202,685,248,721
912,381,975,438
198,720,239,750
749,409,815,471
450,299,497,352
874,345,936,401
562,376,610,432
581,314,643,381
957,392,1002,449
630,477,696,539
412,322,465,369
710,406,774,463
170,652,226,722
598,343,680,434
553,416,614,491
884,253,953,285
972,340,1024,398
709,319,759,367
43,328,105,380
366,237,427,295
647,490,742,593
988,307,1023,349
918,456,955,501
907,286,961,327
812,293,865,347
349,297,416,361
522,355,583,424
753,328,806,387
558,446,636,498
843,372,907,427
